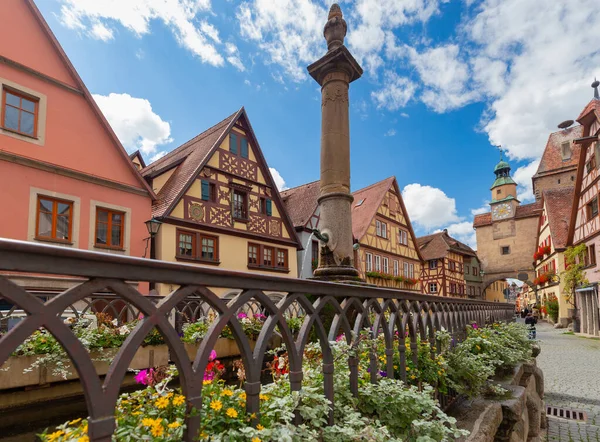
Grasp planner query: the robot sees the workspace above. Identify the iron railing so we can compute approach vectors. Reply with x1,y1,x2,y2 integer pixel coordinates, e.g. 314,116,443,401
0,239,514,441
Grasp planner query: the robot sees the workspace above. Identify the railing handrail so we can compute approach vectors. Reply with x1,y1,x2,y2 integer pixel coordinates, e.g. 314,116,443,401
0,238,510,306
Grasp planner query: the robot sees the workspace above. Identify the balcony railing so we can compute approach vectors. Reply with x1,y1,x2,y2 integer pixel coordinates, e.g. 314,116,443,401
0,238,514,442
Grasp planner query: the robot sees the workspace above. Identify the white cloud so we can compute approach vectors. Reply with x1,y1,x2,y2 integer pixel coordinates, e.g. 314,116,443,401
269,167,288,191
402,183,461,230
384,129,396,137
438,221,477,249
150,151,168,162
400,112,409,118
225,42,245,71
237,0,327,82
244,79,251,86
371,71,416,110
471,204,490,216
90,22,114,41
135,48,145,59
58,0,224,66
92,93,172,156
407,44,479,113
513,160,540,202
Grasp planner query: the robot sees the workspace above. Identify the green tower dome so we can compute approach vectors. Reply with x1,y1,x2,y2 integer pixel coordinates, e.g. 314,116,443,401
494,160,510,172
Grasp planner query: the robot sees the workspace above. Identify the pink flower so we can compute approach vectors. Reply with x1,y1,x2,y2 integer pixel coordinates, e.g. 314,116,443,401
137,312,144,320
237,312,248,319
254,313,266,320
336,334,345,342
209,350,217,361
135,369,148,385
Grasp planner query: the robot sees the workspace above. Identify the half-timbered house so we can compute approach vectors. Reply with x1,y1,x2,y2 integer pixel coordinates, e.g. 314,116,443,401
282,177,423,291
534,187,575,326
567,81,600,336
141,108,301,297
417,230,477,298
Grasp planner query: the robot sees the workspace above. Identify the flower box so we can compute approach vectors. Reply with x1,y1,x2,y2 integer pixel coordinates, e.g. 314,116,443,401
0,345,169,390
184,338,256,361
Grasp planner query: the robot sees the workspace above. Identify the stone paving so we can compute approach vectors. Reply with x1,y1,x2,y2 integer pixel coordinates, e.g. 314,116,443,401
535,321,600,441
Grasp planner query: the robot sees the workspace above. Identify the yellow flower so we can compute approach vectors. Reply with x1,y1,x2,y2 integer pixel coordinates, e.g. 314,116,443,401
203,380,212,385
173,395,186,406
210,399,223,411
406,366,410,371
410,375,416,380
82,424,88,434
259,394,269,401
69,418,82,425
168,422,181,429
142,418,156,427
47,431,64,442
394,365,398,369
155,396,170,409
151,423,164,437
239,392,247,400
252,438,261,442
77,436,89,442
131,411,141,416
476,345,481,351
250,413,257,419
222,389,234,396
257,424,264,430
438,371,442,375
226,408,238,418
166,392,174,398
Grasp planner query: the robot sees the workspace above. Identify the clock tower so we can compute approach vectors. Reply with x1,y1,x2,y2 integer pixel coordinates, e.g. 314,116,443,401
490,155,519,221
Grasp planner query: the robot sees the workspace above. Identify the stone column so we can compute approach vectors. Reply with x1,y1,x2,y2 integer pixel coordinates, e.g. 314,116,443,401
591,291,599,336
308,4,363,281
581,292,589,334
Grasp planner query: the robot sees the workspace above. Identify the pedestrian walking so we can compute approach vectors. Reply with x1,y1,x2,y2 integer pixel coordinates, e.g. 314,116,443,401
525,312,537,339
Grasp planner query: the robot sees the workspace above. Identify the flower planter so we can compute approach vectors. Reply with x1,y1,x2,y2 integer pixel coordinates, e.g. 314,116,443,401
184,338,256,361
0,345,169,390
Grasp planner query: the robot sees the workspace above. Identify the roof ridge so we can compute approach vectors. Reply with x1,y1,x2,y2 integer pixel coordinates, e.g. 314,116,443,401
143,109,240,173
280,180,320,194
353,176,395,194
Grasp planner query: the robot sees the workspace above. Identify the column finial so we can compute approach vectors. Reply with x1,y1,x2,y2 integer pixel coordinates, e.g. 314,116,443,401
324,3,347,51
592,77,599,100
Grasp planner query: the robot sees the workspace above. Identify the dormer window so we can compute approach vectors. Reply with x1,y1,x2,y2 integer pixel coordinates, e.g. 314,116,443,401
561,141,571,160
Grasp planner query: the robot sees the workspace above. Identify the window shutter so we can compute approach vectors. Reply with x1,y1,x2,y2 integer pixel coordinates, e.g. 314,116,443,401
201,180,210,201
266,199,272,216
595,142,600,169
240,138,249,158
230,133,238,154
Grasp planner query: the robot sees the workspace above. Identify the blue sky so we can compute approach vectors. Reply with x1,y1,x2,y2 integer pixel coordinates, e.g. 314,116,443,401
37,0,600,247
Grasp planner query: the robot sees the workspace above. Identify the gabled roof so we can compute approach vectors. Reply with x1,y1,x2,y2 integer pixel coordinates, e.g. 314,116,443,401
142,107,301,248
542,187,575,250
281,181,320,229
281,176,423,260
352,177,395,240
142,110,240,217
417,231,477,261
473,201,543,228
24,0,155,199
129,150,146,169
533,126,583,178
576,99,600,122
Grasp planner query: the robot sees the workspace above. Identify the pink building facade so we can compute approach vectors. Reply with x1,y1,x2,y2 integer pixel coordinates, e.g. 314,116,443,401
568,84,600,336
0,0,154,294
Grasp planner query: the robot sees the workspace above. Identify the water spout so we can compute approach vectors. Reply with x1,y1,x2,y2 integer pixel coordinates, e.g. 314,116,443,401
299,231,315,278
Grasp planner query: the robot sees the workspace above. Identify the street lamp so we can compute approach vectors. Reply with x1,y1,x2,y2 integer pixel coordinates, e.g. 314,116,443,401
143,218,162,259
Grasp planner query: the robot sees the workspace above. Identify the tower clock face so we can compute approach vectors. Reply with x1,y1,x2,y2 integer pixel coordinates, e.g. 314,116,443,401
492,202,513,220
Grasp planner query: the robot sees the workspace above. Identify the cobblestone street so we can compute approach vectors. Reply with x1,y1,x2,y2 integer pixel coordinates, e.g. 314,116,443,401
536,321,600,441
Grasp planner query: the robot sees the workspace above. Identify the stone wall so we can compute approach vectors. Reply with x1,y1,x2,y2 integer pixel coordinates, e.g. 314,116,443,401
451,349,545,441
533,172,577,201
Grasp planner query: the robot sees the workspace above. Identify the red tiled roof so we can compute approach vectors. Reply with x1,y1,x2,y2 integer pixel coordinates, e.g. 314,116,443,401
576,99,600,122
281,181,320,228
351,177,395,240
473,201,543,227
142,110,240,217
533,126,583,178
416,231,477,261
543,187,575,250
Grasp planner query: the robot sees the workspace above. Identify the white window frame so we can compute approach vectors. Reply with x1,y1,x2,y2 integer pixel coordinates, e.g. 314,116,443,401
375,255,381,271
398,229,408,245
383,257,389,274
366,253,373,272
403,262,409,278
409,263,414,279
429,259,437,269
381,222,387,238
394,260,399,277
429,283,437,293
376,220,381,236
